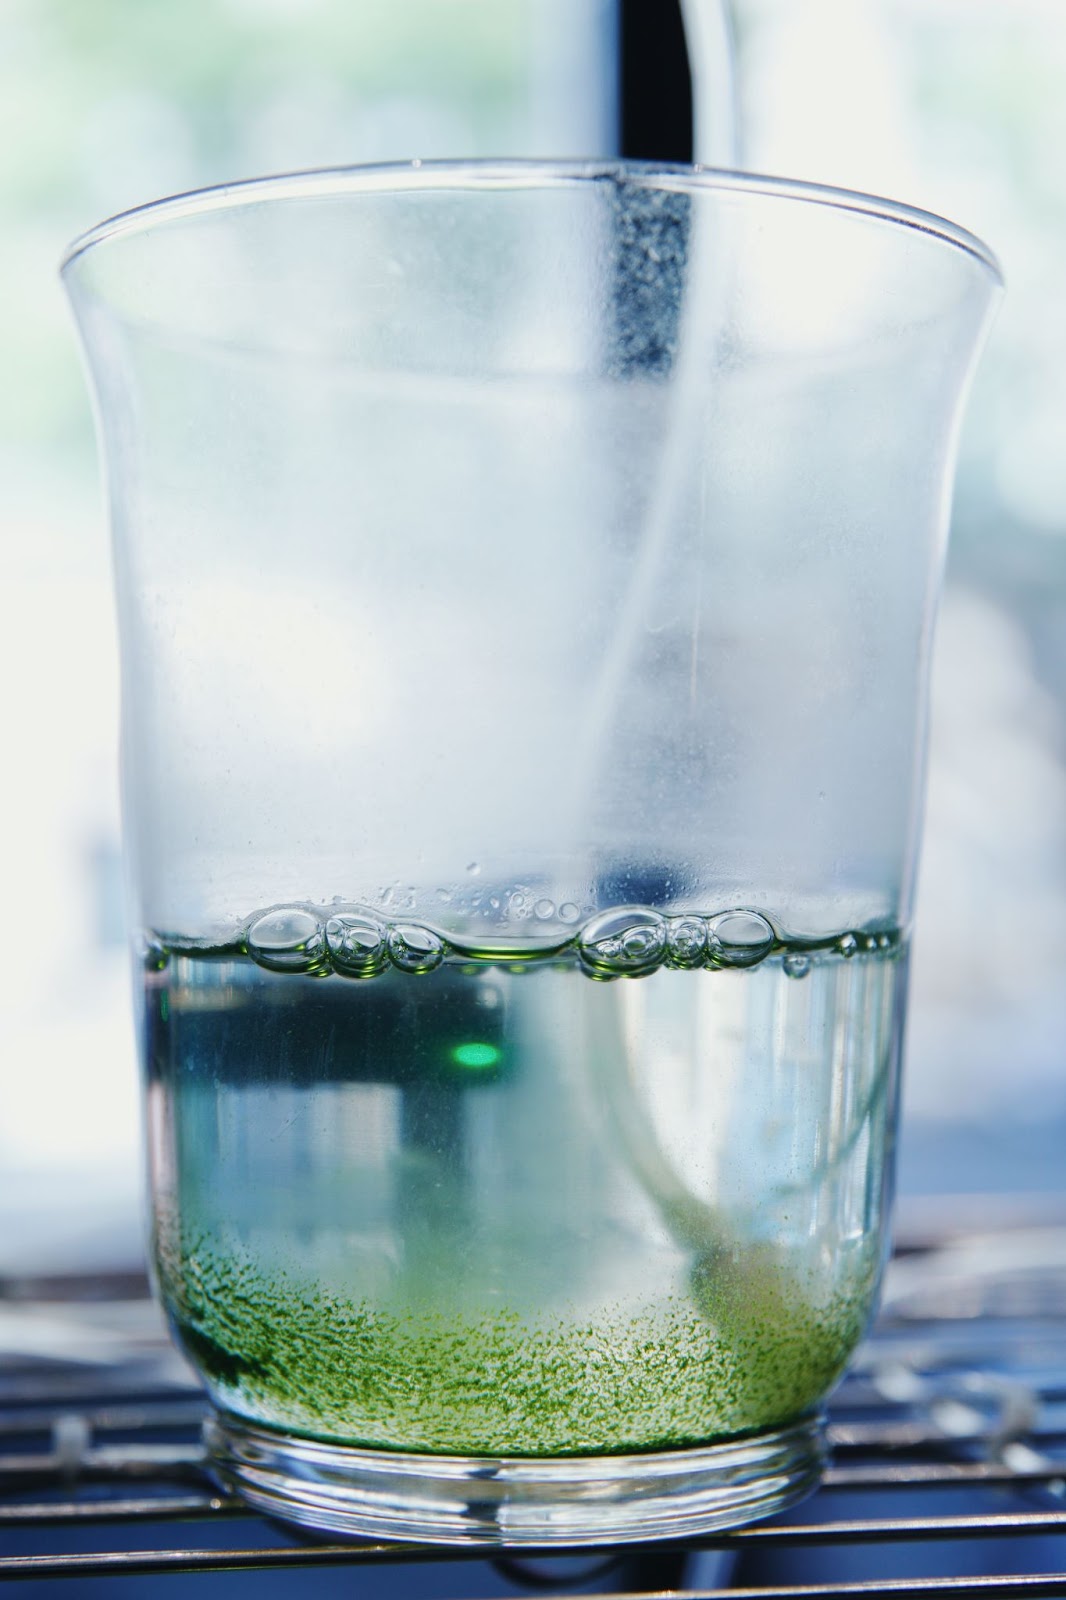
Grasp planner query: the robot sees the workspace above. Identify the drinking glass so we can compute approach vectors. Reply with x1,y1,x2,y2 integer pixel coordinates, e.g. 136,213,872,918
62,162,1000,1544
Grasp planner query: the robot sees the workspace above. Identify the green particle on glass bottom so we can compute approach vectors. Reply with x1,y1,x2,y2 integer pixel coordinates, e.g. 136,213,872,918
161,1235,873,1457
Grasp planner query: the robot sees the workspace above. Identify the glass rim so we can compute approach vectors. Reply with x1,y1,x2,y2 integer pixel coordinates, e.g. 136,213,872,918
60,157,1003,285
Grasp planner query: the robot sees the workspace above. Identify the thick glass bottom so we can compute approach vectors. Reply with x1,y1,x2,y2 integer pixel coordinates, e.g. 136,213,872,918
204,1409,826,1546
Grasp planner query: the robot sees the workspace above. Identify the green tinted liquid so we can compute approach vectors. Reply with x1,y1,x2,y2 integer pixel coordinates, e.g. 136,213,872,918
145,921,901,1455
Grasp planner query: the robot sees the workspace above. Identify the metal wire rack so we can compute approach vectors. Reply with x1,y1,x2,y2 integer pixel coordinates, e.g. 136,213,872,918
4,1208,1066,1596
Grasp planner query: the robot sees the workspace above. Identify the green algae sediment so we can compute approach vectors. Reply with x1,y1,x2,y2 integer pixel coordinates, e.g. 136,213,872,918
158,1237,875,1456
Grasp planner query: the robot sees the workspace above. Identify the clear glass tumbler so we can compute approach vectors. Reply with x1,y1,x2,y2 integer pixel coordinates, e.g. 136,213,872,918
62,162,1001,1545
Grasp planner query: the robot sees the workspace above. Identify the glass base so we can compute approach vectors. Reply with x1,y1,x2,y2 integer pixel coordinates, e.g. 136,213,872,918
204,1410,826,1546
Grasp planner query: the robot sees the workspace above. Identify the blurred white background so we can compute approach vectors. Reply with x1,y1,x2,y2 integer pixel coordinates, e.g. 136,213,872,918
1,0,1064,1272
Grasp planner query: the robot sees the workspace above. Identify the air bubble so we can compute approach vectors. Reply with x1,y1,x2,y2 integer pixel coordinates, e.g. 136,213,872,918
246,907,327,973
578,908,667,977
708,910,775,969
466,862,481,876
326,911,388,978
509,891,532,917
837,933,858,959
559,903,580,924
665,916,707,968
783,952,811,980
142,938,169,972
534,898,555,920
387,923,446,974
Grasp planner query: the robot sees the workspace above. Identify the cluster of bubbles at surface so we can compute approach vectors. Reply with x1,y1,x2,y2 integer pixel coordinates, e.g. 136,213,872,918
203,903,902,982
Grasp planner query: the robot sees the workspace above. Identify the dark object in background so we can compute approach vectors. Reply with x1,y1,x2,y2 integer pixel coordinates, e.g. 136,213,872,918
618,0,693,162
